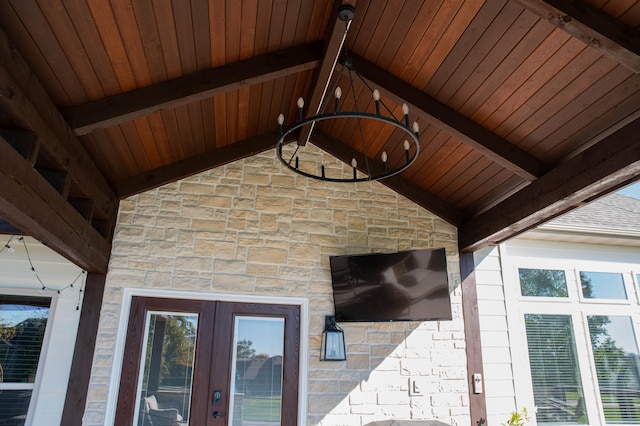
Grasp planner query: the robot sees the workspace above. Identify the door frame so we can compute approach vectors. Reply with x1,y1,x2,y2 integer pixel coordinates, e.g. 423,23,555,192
103,288,309,425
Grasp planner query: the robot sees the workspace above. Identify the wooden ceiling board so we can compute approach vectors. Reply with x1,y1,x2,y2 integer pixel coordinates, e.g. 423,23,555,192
160,109,185,161
129,0,167,84
146,113,174,165
462,171,528,214
130,116,163,169
153,2,182,80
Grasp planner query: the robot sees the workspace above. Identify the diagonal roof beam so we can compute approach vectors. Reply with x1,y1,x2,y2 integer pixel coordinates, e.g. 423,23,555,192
298,1,356,146
349,53,548,182
63,42,324,135
112,132,277,199
311,131,466,226
514,0,640,73
458,115,640,251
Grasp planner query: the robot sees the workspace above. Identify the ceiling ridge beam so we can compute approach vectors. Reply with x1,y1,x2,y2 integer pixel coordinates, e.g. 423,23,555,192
514,0,640,73
0,133,111,272
63,42,324,135
348,53,547,182
112,132,277,199
311,131,465,226
0,26,118,224
458,116,640,251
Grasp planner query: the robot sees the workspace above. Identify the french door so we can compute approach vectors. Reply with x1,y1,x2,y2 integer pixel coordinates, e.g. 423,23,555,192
115,297,300,425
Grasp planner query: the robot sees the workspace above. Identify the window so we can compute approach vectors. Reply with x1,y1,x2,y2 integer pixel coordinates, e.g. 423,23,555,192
519,268,568,297
587,316,640,424
0,295,50,425
580,271,626,300
524,314,587,424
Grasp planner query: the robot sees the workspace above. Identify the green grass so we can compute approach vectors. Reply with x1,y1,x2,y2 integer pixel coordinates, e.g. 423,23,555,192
240,395,282,422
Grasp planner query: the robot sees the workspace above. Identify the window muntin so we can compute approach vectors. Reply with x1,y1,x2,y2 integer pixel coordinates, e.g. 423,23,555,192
524,314,588,424
580,271,627,300
587,315,640,424
0,295,50,425
519,268,569,297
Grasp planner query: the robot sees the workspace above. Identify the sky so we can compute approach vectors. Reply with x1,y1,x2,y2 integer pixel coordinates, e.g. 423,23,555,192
617,182,640,199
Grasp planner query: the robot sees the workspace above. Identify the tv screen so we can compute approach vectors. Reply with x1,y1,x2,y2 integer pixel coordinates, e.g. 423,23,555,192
329,248,451,322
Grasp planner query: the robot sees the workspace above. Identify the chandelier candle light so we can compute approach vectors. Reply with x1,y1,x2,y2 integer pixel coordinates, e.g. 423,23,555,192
276,5,420,183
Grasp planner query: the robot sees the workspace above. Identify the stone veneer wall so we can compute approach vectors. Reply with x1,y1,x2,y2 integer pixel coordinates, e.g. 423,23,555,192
84,149,468,425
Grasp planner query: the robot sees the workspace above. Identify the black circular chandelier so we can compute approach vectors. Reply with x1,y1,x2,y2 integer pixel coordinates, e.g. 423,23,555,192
275,5,420,183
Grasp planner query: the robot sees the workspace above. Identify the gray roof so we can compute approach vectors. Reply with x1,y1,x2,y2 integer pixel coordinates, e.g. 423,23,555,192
547,193,640,232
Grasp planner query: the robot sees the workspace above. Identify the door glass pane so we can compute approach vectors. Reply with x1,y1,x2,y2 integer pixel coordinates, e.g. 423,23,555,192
587,315,640,424
230,316,285,426
518,268,568,297
524,314,587,424
0,295,50,425
580,271,627,300
135,312,197,426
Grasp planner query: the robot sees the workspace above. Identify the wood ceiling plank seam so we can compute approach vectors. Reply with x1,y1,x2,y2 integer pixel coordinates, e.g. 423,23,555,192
252,0,273,56
112,122,150,173
411,131,454,185
171,0,197,75
187,101,206,155
152,0,181,80
239,0,259,60
514,0,640,73
160,109,185,160
600,0,634,18
445,8,538,111
279,73,301,127
442,157,504,206
351,53,547,180
480,36,588,133
224,90,239,148
514,57,621,155
267,0,287,51
174,103,196,154
8,0,90,103
131,116,163,169
462,172,528,215
350,0,382,55
83,130,129,182
130,0,169,84
110,0,154,88
0,2,70,105
256,79,276,134
470,27,577,130
620,3,640,25
426,0,510,100
361,0,405,64
236,86,251,142
0,134,111,272
280,0,303,47
146,112,174,165
293,0,318,44
269,75,289,140
417,139,470,190
223,0,241,64
191,0,212,70
111,132,277,199
429,146,484,197
493,46,603,140
248,84,263,136
456,19,555,117
375,0,425,71
208,0,225,67
213,94,227,148
412,0,485,91
200,97,216,153
60,0,122,97
85,0,138,92
532,70,640,160
304,0,330,44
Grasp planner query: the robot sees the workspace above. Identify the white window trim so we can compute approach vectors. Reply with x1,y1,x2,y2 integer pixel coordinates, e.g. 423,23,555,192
104,288,309,426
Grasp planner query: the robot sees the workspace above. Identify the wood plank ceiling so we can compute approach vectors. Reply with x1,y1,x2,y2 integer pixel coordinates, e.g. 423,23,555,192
0,0,640,273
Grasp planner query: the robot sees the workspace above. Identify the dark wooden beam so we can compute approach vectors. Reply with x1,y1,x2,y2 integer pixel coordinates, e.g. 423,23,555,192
62,42,323,135
298,1,356,146
460,251,488,426
514,0,640,73
311,131,465,226
458,116,640,251
0,26,118,223
113,132,277,199
61,272,106,426
0,134,111,272
348,53,548,181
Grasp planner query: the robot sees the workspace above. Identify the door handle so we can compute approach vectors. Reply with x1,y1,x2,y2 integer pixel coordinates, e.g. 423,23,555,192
213,411,222,418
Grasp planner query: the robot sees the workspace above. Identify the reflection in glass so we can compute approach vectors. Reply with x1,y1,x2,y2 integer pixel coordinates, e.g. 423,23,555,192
588,316,640,424
525,314,587,424
0,295,50,426
229,316,285,426
518,268,568,297
581,271,627,300
135,312,197,426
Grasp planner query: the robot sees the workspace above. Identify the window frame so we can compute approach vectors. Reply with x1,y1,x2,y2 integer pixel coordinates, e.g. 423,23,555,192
0,289,56,425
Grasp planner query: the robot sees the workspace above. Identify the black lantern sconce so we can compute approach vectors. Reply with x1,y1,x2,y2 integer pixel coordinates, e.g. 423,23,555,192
320,315,346,361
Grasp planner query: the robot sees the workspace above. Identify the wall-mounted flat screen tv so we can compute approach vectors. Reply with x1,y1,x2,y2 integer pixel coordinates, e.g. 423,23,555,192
329,248,451,322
